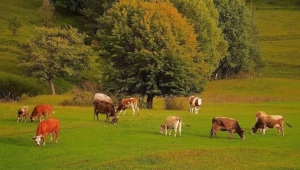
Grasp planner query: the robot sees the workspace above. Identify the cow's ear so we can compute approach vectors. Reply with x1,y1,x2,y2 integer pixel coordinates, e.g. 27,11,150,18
32,137,36,140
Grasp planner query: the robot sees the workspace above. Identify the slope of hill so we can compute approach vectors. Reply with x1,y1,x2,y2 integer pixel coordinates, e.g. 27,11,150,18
0,0,299,99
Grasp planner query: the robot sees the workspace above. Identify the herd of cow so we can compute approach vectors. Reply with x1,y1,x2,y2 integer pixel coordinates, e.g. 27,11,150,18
16,94,292,146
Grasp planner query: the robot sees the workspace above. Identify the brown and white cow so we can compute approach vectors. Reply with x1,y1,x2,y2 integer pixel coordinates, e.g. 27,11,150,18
32,119,60,146
94,100,118,124
30,104,54,122
189,96,202,114
210,117,245,139
17,106,29,122
160,116,182,137
255,111,268,121
115,97,139,116
251,115,292,136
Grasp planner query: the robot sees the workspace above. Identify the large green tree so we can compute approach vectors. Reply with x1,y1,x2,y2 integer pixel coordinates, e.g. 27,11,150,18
20,26,93,95
96,0,204,108
213,0,262,78
169,0,228,78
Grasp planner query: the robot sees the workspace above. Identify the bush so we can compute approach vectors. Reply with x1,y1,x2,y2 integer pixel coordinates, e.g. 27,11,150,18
0,73,48,101
60,87,93,106
164,97,187,110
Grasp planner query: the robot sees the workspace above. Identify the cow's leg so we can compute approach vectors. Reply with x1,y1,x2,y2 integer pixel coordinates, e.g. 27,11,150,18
178,123,182,137
262,126,267,135
164,126,168,136
174,124,178,137
228,130,233,139
195,107,199,114
123,109,127,116
55,130,59,143
130,103,135,115
50,133,53,143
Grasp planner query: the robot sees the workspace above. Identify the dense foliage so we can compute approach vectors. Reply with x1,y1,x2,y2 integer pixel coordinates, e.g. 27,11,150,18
20,26,93,95
96,0,204,108
213,0,262,77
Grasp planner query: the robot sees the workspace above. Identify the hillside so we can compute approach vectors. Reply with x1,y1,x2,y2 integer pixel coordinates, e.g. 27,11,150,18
0,0,299,99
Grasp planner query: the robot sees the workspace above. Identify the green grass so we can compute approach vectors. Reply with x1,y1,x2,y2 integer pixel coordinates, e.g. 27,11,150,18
0,100,299,169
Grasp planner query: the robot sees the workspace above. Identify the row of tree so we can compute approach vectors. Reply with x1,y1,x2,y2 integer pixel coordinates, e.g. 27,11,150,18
19,0,263,108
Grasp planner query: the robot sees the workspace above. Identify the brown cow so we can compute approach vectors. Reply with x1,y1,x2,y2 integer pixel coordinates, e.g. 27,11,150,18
17,106,29,122
251,115,292,136
115,97,139,116
32,119,60,146
210,117,245,139
94,100,118,124
160,116,182,137
30,104,54,122
189,96,202,114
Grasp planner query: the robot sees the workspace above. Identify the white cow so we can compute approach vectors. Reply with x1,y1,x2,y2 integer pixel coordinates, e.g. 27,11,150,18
189,96,202,114
160,116,182,137
94,93,113,104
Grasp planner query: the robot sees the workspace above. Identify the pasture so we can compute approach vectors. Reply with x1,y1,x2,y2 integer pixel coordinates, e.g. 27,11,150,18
0,96,299,169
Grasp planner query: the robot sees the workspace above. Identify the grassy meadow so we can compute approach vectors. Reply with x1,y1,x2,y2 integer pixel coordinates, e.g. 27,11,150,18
0,97,300,169
1,0,300,169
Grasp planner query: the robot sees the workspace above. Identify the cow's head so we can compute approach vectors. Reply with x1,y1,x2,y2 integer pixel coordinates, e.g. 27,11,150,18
111,116,119,124
238,129,245,139
251,126,258,134
30,116,34,122
32,135,44,146
160,125,165,134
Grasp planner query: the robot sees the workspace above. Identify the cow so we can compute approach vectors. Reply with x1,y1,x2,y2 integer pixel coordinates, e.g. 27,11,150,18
189,96,202,114
255,111,268,121
160,116,182,137
255,111,268,132
30,104,54,122
251,115,292,136
93,100,118,124
17,106,29,122
115,97,139,116
32,119,60,146
94,93,113,104
210,117,245,139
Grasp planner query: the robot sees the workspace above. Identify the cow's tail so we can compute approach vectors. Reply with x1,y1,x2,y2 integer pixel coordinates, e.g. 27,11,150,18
286,122,292,128
182,122,191,127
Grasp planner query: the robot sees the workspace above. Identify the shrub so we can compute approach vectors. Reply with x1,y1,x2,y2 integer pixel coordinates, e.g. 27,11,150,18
0,73,48,101
164,97,187,110
60,87,93,106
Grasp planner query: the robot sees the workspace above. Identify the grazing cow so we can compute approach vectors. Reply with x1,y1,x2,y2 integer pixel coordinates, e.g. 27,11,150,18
17,106,29,122
94,100,118,124
32,119,60,146
30,104,54,122
94,93,113,104
255,111,268,121
160,116,182,137
115,97,139,116
189,96,202,114
210,117,245,139
251,115,292,136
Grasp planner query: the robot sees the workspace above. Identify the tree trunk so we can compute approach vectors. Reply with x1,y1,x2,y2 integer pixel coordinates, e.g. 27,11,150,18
48,78,56,95
146,95,154,109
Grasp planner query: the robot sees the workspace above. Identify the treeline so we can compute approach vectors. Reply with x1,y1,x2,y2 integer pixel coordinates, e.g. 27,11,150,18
3,0,263,108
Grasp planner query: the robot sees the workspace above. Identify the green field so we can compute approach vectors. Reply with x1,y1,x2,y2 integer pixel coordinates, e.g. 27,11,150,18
0,98,299,169
1,0,300,169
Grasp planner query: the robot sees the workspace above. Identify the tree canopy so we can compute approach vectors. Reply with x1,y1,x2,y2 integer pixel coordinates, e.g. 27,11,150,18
213,0,262,77
96,0,204,108
169,0,228,77
20,26,93,95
